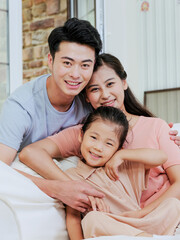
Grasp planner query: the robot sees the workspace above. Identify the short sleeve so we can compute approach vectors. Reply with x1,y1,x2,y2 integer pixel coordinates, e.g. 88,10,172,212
0,98,32,151
157,119,180,169
48,124,82,158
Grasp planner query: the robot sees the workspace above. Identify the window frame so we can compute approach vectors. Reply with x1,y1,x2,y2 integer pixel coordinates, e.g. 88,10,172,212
9,0,22,93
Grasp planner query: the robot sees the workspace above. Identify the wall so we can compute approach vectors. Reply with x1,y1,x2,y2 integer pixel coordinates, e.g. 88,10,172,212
22,0,68,83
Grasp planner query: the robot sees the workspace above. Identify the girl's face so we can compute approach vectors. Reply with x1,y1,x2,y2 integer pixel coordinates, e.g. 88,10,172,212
86,64,128,111
79,119,120,167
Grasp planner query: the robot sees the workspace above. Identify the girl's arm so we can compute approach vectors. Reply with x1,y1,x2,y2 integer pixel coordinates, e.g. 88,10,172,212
105,148,167,181
66,206,83,240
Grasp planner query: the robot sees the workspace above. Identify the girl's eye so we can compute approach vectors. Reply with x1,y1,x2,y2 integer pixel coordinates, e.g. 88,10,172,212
107,142,113,146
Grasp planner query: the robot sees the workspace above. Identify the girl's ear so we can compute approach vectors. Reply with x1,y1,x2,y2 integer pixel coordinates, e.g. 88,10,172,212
78,129,83,143
122,79,128,90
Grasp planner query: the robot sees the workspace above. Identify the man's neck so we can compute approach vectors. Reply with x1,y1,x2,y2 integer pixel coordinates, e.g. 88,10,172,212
46,76,75,112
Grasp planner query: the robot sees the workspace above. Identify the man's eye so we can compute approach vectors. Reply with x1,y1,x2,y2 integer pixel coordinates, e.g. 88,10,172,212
82,64,90,68
64,61,71,66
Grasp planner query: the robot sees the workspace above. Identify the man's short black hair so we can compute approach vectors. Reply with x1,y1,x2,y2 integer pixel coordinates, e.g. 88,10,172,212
48,18,102,60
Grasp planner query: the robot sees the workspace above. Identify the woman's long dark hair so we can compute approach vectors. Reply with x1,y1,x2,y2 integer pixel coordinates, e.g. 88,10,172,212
94,53,154,117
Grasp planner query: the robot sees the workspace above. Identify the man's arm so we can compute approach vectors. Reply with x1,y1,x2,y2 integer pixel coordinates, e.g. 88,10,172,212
66,206,83,240
0,143,17,165
19,138,104,212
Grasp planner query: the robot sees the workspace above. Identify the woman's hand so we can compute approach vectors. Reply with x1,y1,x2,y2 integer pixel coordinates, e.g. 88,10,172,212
169,123,180,148
105,153,124,181
88,196,110,213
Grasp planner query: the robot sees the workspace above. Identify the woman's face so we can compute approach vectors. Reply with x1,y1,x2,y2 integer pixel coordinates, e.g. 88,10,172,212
86,64,128,110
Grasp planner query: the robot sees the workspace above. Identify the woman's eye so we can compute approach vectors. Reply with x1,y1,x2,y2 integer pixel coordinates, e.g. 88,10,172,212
91,136,96,140
107,82,114,87
90,88,99,92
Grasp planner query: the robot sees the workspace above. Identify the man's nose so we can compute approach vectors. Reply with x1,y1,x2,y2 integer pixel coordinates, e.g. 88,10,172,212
69,65,80,79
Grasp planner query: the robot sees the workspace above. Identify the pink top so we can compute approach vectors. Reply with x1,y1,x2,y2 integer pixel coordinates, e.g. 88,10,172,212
48,116,180,206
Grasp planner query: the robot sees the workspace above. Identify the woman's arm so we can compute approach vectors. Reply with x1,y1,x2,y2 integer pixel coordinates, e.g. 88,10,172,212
105,148,167,181
121,165,180,218
66,206,83,240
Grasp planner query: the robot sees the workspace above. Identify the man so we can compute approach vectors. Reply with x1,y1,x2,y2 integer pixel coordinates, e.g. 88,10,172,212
0,18,104,212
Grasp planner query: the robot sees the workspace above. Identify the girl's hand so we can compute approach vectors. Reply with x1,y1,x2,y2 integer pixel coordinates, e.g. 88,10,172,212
105,154,124,181
88,196,110,213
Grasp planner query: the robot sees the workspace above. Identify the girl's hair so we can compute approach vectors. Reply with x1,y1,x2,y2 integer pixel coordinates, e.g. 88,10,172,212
82,106,129,149
94,53,154,117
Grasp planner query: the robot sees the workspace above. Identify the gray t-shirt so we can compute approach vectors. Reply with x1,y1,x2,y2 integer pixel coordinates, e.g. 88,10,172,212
0,74,92,151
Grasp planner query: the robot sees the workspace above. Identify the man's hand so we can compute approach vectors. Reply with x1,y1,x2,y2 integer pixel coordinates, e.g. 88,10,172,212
45,180,105,212
88,196,110,213
169,123,180,148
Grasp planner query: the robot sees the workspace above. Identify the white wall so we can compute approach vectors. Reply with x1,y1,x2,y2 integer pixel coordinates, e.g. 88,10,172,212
103,0,180,104
103,0,142,101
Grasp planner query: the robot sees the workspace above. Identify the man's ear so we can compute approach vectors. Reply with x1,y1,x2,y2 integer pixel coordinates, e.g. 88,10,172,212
47,53,53,71
78,129,83,143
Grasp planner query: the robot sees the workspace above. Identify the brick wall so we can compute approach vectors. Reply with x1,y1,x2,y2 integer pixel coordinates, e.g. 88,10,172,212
22,0,68,83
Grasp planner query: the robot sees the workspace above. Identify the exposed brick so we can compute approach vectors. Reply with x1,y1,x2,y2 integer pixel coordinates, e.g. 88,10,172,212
32,3,46,18
32,67,48,77
54,14,66,27
33,46,43,59
29,60,43,68
23,23,30,32
30,18,54,30
47,0,60,15
33,0,46,4
23,70,34,78
43,45,49,56
60,0,67,12
32,31,48,45
23,62,29,70
22,0,33,8
23,9,32,22
23,48,34,61
24,32,32,47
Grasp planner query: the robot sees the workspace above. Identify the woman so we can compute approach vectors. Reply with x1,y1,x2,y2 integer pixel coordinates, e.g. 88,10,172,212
19,53,180,215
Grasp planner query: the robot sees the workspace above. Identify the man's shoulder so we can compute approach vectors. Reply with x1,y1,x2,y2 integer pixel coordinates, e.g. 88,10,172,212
8,74,49,105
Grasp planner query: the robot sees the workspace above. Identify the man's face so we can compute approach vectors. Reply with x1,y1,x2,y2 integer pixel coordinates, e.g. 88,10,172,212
48,41,95,98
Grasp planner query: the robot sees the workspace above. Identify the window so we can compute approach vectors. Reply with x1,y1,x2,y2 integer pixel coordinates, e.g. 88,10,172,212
0,0,22,112
0,0,9,111
69,0,104,50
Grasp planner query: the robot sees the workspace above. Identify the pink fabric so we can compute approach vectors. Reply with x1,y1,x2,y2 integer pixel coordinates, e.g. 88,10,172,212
123,116,180,206
48,124,82,158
